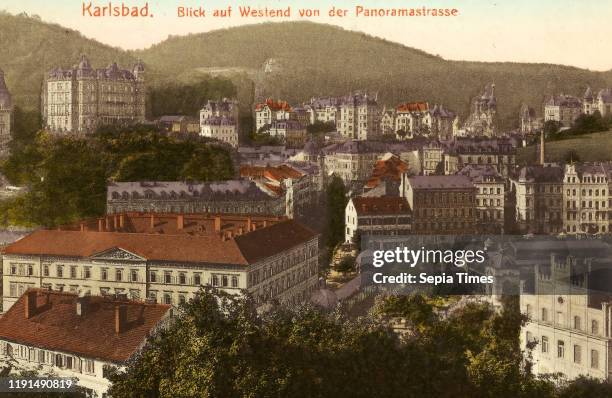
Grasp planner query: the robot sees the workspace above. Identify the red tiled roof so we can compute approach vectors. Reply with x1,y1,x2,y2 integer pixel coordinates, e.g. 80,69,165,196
4,220,317,266
351,197,411,216
255,98,292,112
366,155,408,188
0,289,170,363
396,102,429,113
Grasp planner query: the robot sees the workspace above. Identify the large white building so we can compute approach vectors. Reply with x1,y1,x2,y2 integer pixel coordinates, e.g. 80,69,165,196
200,116,239,147
0,290,171,397
583,87,612,117
337,92,380,140
254,99,292,132
345,196,412,246
2,214,319,312
521,254,612,381
42,55,146,134
544,94,582,128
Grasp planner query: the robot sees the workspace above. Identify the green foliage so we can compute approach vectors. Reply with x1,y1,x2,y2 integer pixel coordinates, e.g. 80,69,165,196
543,120,561,135
558,377,612,397
148,78,236,118
325,176,347,255
306,121,335,135
0,128,234,227
335,255,355,274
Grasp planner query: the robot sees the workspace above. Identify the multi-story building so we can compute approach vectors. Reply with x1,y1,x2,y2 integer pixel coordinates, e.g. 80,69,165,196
344,196,412,246
458,165,505,233
363,153,408,197
463,83,498,137
106,181,286,217
322,140,382,189
544,94,582,128
429,104,458,140
0,69,12,153
401,175,476,234
265,120,307,148
158,115,200,134
304,97,341,125
240,164,318,219
255,98,292,132
511,165,564,234
563,163,612,234
395,102,430,139
380,107,396,136
0,289,171,396
42,55,145,134
521,254,612,381
337,92,380,140
2,214,319,311
421,141,445,176
200,116,239,147
583,87,612,117
520,103,543,134
199,98,239,123
443,137,517,178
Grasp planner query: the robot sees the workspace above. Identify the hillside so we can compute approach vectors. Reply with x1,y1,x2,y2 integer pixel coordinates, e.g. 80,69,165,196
517,131,612,164
1,13,611,128
136,22,612,127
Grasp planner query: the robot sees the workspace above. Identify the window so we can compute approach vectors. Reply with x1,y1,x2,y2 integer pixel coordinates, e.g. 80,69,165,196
84,267,91,279
28,265,34,276
39,350,46,364
525,304,532,317
115,269,123,281
542,336,549,353
179,273,186,285
55,354,64,368
591,350,599,369
194,274,201,286
231,276,239,288
150,271,157,283
101,268,108,281
164,272,172,284
574,316,581,330
592,320,599,335
574,345,581,363
541,308,548,322
65,356,73,369
70,266,77,278
179,294,186,305
557,340,565,358
212,275,219,286
43,265,49,277
10,263,16,275
131,269,138,282
85,359,95,374
163,293,172,305
57,265,64,278
222,275,229,287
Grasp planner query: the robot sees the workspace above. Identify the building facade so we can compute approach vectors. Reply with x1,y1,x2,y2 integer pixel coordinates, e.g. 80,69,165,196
0,290,171,397
42,55,146,134
583,87,612,117
521,255,612,381
255,99,292,132
199,98,239,123
200,116,239,147
2,216,319,312
520,103,543,134
401,175,476,234
544,94,582,128
345,196,412,245
457,165,505,233
106,181,286,217
337,92,380,140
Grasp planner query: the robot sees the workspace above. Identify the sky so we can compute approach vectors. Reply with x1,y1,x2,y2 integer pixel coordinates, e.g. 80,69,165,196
2,0,610,71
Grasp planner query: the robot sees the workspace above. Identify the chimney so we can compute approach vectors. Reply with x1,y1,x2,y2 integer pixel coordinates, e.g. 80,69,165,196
24,290,37,319
98,218,104,232
214,216,221,232
76,296,89,316
177,214,184,230
150,214,155,229
539,130,545,165
115,305,128,334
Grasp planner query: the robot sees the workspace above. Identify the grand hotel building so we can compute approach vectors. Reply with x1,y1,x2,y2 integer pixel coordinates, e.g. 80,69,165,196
1,213,319,312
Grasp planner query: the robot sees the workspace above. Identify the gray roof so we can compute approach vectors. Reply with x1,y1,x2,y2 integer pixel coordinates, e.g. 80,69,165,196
516,165,564,183
457,164,503,183
407,175,474,190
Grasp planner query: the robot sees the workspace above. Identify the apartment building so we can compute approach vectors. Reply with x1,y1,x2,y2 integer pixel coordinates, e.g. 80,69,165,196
344,196,412,246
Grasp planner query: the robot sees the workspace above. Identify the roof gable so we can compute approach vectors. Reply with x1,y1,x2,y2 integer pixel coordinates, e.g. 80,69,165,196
90,247,146,262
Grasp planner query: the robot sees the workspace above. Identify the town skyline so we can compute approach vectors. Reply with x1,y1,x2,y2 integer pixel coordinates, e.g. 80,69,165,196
2,0,612,71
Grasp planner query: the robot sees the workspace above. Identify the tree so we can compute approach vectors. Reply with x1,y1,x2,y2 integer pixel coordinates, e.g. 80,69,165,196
306,121,335,135
558,377,612,398
335,255,355,274
543,120,561,135
325,175,347,257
